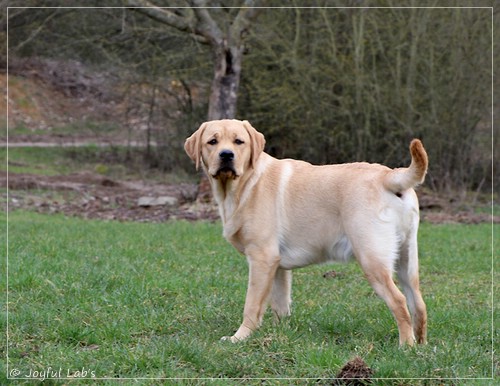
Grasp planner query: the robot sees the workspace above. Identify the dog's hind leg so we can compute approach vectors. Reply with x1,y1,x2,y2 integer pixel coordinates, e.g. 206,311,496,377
354,238,415,346
397,233,427,344
363,263,415,345
270,268,292,321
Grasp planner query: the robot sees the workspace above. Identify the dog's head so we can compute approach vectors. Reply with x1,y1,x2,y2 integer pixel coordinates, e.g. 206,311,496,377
184,120,266,181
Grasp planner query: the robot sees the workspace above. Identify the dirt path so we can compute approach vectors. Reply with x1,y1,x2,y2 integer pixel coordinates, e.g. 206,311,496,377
4,171,219,222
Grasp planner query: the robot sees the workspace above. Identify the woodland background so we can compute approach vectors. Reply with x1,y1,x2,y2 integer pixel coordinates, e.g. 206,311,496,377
2,1,497,198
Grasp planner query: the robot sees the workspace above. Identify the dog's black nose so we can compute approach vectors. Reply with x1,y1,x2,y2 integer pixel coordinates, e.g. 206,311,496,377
219,150,234,162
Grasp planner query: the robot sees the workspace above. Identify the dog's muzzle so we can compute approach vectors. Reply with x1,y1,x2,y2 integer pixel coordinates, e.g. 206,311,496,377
214,150,237,180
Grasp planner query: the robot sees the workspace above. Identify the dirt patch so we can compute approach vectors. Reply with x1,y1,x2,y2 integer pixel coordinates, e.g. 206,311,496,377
417,189,498,224
421,211,496,224
4,171,219,222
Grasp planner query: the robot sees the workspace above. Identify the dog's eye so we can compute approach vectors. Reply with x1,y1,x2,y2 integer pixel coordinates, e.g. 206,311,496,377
235,139,244,145
207,139,218,145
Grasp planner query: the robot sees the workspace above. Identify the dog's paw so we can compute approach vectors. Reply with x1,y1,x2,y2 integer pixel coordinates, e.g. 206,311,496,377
220,335,240,343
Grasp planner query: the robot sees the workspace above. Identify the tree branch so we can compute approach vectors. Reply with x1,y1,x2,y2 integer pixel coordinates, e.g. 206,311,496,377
126,0,209,44
188,0,224,45
8,9,73,53
127,0,267,47
234,0,267,29
230,0,268,43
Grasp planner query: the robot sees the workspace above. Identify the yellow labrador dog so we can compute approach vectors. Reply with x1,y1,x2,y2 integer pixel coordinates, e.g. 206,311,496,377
185,119,427,346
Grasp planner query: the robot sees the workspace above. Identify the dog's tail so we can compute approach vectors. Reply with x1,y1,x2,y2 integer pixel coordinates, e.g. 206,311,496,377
384,139,428,193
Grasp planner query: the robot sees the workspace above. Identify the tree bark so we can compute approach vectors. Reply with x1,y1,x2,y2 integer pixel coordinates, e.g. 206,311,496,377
208,42,242,120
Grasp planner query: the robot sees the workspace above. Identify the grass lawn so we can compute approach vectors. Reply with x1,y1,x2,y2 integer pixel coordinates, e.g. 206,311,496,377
2,146,196,183
3,211,498,384
3,146,132,177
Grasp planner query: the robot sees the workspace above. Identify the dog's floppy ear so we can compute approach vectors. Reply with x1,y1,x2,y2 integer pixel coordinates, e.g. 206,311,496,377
242,120,266,168
184,122,207,170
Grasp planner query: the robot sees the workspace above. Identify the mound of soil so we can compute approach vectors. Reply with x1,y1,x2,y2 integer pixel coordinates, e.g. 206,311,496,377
335,356,374,385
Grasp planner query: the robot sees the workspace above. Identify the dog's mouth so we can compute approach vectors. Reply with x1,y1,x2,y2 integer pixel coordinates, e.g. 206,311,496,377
213,166,238,180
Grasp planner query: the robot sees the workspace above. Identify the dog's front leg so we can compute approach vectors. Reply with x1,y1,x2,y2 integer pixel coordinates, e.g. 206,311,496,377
222,254,279,343
271,268,292,321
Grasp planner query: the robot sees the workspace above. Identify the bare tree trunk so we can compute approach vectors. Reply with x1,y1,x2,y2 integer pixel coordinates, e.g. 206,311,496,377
145,84,157,162
208,42,242,120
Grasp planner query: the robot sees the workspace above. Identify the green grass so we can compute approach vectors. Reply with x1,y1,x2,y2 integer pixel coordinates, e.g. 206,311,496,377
3,212,498,384
3,146,120,176
3,146,197,183
3,147,78,175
